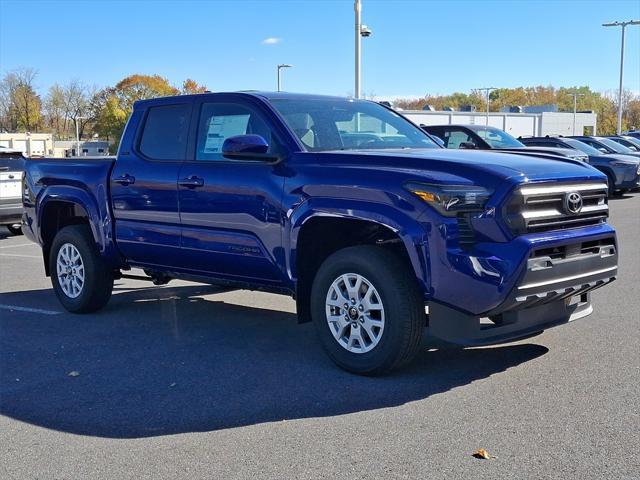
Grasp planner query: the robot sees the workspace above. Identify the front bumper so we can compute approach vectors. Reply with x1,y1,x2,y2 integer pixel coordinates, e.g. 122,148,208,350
424,224,617,346
614,164,640,189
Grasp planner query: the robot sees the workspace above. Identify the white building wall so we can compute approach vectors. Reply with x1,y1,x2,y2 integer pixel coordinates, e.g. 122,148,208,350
0,133,54,156
401,110,597,138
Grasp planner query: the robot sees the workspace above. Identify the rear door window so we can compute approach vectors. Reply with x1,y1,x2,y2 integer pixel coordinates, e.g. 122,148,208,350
139,104,191,161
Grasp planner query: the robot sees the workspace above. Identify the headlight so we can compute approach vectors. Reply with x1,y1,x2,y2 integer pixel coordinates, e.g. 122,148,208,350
405,182,493,217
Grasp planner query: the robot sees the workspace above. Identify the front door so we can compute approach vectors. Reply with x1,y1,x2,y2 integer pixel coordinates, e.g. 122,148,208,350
177,98,286,284
110,102,192,268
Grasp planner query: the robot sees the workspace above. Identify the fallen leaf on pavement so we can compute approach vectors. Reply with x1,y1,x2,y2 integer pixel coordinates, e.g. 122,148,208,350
473,448,496,459
68,371,80,377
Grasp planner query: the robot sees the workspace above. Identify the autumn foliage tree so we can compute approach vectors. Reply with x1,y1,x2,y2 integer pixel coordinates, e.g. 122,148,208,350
0,68,42,132
182,78,208,94
395,85,638,135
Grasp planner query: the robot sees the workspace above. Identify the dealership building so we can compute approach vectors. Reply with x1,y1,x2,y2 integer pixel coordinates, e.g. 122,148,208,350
0,133,110,157
401,107,598,138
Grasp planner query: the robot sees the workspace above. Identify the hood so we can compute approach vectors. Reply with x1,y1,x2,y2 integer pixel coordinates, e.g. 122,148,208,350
593,153,640,163
312,148,603,189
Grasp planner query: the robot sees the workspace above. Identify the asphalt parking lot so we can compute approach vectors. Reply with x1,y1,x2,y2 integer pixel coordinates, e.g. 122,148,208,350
1,194,638,480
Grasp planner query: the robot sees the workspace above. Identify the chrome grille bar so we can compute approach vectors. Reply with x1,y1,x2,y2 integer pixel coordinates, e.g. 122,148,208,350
505,182,609,234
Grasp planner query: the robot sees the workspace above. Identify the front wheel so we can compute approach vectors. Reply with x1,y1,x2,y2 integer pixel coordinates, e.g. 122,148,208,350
49,225,114,313
310,245,424,375
6,224,22,235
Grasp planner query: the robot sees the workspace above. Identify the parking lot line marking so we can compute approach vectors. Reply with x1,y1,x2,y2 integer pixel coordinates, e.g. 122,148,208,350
0,243,37,249
0,253,41,259
0,304,62,315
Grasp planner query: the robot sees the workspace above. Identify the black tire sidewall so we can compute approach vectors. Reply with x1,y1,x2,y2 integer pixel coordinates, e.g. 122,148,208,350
311,246,422,374
6,224,22,235
49,225,113,313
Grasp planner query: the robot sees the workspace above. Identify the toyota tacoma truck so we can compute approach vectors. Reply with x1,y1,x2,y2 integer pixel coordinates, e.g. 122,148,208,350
21,92,618,374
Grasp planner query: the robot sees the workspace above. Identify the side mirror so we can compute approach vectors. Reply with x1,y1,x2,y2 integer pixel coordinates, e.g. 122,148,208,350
222,134,281,162
222,134,269,158
459,141,477,149
598,147,608,153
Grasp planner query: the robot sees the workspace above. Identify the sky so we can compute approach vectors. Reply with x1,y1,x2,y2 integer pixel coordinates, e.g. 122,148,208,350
0,0,639,100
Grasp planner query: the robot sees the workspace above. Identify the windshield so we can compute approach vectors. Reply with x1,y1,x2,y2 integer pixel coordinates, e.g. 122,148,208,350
562,138,602,156
597,137,634,154
270,98,439,151
472,126,525,148
621,136,640,149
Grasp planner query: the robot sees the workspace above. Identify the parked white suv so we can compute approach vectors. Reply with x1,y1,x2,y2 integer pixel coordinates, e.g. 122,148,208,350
0,148,24,235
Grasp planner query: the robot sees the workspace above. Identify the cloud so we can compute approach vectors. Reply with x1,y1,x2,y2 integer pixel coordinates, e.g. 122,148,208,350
262,37,282,45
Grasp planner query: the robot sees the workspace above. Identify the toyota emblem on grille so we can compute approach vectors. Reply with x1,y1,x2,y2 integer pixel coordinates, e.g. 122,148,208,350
564,192,583,214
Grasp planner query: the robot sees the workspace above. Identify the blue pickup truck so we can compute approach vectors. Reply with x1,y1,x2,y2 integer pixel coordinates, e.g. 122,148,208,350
22,92,618,374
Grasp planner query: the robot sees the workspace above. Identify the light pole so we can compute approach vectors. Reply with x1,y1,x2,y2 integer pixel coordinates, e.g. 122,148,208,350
568,92,586,135
73,116,87,157
354,0,372,99
277,64,292,92
602,20,640,134
477,87,497,125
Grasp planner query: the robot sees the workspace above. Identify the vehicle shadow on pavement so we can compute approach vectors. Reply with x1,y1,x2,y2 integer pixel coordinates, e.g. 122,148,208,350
0,285,548,439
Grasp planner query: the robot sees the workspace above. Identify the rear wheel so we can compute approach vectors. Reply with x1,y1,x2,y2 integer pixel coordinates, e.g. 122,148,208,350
310,245,424,375
49,225,113,313
6,224,22,235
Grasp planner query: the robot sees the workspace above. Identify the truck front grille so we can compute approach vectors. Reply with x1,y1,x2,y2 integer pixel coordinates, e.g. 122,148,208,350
504,182,609,234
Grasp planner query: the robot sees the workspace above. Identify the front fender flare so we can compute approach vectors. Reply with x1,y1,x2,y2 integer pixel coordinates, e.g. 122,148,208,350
286,198,430,293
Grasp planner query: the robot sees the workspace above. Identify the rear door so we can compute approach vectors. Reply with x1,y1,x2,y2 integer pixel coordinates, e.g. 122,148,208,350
176,96,286,283
110,101,192,268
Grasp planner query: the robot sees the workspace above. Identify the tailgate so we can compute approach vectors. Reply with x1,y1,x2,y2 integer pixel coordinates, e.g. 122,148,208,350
0,170,22,200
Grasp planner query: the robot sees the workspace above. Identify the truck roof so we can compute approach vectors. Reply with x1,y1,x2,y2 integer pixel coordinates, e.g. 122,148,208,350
133,91,356,109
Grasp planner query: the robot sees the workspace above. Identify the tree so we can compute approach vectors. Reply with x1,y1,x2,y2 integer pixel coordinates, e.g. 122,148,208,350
44,84,66,137
626,96,640,131
0,68,42,132
182,78,207,94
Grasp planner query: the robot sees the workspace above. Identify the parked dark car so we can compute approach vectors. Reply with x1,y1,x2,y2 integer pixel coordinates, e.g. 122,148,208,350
520,136,640,196
606,135,640,152
0,147,25,235
22,92,618,374
423,124,589,162
623,130,640,140
569,136,640,160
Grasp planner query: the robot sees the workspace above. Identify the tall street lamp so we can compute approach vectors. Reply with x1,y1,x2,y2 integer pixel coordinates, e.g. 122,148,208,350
277,64,293,92
568,92,586,135
354,0,372,99
477,87,497,125
73,116,87,157
602,20,640,134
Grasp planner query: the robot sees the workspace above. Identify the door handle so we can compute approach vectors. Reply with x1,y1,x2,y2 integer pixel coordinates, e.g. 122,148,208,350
114,174,135,185
178,176,204,188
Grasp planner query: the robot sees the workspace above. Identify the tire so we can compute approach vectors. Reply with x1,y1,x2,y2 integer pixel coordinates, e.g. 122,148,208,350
310,245,424,375
6,224,22,235
605,172,617,198
49,225,113,313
